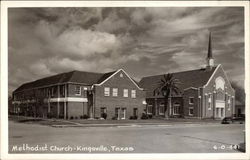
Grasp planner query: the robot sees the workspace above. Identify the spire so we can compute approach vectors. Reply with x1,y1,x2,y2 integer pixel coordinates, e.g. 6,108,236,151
207,31,213,59
206,31,214,68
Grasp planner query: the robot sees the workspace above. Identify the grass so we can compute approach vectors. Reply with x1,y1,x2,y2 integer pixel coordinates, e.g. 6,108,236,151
9,115,221,127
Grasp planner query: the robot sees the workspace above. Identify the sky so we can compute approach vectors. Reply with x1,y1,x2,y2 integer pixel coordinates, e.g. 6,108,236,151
8,7,245,94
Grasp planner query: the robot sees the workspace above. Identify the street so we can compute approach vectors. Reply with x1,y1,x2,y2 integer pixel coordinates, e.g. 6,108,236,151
9,121,245,153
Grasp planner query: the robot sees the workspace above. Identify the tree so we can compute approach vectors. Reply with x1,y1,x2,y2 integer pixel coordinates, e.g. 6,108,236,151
154,73,181,118
231,81,245,104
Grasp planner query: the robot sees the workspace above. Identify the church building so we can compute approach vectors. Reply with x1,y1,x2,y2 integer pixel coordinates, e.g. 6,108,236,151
139,33,235,119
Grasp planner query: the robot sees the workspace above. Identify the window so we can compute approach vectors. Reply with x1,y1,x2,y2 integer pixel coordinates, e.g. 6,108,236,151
123,89,128,97
60,85,65,96
208,94,212,110
173,103,180,115
159,105,164,115
189,107,194,116
120,73,123,77
133,108,138,117
50,87,56,97
147,105,153,114
131,90,136,98
75,86,81,95
115,108,120,119
104,87,110,96
189,97,194,104
112,88,118,97
100,107,107,119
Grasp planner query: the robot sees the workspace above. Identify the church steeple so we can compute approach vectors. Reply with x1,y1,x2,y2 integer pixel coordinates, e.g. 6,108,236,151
206,32,214,68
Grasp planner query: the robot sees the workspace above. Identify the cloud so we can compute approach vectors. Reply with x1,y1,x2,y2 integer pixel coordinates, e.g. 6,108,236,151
8,7,245,95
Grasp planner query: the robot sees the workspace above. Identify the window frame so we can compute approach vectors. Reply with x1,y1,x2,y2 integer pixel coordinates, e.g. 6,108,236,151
112,88,118,97
123,89,128,97
189,97,194,104
147,104,153,114
75,85,81,96
104,87,110,96
131,90,136,98
189,107,194,116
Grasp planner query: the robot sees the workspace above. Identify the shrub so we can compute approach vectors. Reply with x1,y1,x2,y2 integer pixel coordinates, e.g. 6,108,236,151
83,114,89,119
47,113,52,119
70,116,74,120
59,115,64,119
129,116,138,120
148,115,153,119
75,116,78,119
101,113,107,119
141,113,148,119
112,116,117,120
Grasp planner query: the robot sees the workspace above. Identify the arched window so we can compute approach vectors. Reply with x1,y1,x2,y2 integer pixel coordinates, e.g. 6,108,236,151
215,77,225,90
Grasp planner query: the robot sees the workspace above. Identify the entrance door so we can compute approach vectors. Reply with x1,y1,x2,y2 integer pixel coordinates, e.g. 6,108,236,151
121,108,126,119
215,101,225,119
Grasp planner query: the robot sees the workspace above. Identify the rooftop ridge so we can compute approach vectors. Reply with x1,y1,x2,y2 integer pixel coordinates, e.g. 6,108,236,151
141,66,217,79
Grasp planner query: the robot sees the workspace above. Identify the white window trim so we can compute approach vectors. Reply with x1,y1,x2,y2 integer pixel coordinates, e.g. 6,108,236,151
104,87,110,96
75,86,81,96
123,89,128,97
159,105,164,115
173,103,180,115
189,107,194,116
131,90,136,98
147,105,153,114
189,97,194,104
112,88,118,97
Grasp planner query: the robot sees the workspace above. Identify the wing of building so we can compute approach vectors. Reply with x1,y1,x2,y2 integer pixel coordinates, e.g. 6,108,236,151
139,32,235,119
12,69,146,120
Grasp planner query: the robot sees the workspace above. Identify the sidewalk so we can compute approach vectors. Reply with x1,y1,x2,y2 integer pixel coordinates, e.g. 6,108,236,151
9,115,222,128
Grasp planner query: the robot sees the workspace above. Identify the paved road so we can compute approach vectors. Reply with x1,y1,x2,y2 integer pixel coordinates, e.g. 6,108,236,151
8,121,245,153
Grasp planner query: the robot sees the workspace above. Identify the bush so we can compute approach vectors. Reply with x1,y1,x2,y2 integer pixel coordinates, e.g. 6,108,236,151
141,113,148,119
59,115,64,119
148,114,153,119
112,116,117,120
82,114,89,119
101,113,107,119
129,116,138,120
70,116,74,120
75,116,78,119
47,113,52,119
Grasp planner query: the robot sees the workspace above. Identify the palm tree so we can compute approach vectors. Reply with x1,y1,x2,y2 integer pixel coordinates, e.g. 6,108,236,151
154,73,180,118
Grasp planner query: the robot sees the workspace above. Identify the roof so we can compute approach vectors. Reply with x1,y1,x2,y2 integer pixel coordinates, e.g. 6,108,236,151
14,70,117,93
139,66,217,98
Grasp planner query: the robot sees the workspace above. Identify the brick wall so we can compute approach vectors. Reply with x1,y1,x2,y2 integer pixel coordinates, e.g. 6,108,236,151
94,70,146,119
202,65,235,118
183,89,199,117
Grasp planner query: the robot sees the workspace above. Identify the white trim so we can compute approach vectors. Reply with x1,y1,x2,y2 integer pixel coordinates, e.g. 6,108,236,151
204,64,221,87
204,64,234,92
189,97,194,104
48,97,88,103
94,69,143,90
183,87,198,91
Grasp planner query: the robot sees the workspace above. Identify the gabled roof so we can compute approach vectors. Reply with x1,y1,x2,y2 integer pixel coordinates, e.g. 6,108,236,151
14,70,118,93
139,66,217,98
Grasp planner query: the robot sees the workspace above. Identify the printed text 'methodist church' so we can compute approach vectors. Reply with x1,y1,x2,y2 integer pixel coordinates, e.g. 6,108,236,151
12,33,235,120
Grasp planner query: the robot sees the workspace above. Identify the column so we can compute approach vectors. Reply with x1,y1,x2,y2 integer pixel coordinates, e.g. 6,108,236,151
64,84,67,119
57,85,60,118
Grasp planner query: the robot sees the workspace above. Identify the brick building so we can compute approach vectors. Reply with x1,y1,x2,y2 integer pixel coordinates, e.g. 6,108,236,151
139,33,235,119
12,69,146,120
